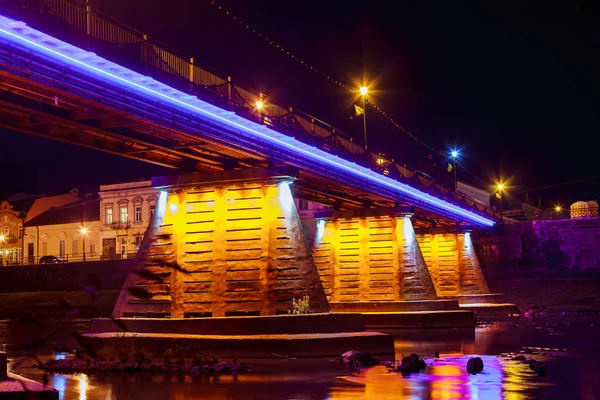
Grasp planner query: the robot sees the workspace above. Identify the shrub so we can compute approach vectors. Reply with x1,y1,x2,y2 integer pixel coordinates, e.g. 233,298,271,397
289,295,311,314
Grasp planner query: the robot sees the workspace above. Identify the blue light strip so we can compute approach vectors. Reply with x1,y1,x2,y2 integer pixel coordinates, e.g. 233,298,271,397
0,15,494,227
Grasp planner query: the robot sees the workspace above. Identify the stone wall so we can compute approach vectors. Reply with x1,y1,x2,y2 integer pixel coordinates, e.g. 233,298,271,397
0,260,130,292
474,218,600,270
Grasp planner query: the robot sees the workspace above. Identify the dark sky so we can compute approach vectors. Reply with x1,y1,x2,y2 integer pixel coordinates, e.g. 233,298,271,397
1,1,599,208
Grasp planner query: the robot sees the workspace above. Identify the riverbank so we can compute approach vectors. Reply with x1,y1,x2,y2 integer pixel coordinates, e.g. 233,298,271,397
0,290,119,320
485,265,600,315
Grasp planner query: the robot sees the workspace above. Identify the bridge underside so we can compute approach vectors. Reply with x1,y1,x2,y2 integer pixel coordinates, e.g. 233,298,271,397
0,67,464,228
0,14,497,228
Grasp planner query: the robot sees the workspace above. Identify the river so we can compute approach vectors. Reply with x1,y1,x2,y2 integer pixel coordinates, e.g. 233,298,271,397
2,314,598,399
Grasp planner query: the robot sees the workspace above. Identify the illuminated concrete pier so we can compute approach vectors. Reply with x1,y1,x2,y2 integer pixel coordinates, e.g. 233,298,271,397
87,168,393,358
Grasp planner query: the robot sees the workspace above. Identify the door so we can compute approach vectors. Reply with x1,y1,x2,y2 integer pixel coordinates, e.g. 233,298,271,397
27,243,34,264
102,238,117,260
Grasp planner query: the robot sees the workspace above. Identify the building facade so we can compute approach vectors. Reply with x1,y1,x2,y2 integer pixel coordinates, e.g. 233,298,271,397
0,201,24,265
23,198,101,263
98,180,159,260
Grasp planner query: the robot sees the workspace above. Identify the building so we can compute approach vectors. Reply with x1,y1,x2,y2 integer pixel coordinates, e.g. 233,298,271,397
23,198,101,263
0,200,25,265
1,190,82,265
98,180,159,260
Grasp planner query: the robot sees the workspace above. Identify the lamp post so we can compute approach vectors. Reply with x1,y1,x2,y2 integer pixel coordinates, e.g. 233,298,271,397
359,86,368,150
80,227,88,262
496,183,505,223
0,235,4,266
450,150,459,191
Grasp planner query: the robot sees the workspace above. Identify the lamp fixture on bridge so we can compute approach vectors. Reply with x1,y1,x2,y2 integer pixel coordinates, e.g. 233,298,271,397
554,205,563,213
359,85,369,151
450,149,459,191
255,100,263,111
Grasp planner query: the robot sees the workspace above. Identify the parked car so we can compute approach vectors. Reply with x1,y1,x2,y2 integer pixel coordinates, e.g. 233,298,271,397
39,255,65,264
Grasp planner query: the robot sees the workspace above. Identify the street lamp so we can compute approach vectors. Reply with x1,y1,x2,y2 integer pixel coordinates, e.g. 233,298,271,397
359,86,368,150
554,205,563,219
0,235,4,266
79,227,88,262
496,182,505,223
450,150,459,191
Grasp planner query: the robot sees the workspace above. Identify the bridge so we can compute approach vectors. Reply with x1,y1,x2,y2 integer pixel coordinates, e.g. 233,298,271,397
0,1,504,319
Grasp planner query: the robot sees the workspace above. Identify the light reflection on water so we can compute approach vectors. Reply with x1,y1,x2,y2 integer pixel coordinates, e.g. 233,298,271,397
6,321,600,400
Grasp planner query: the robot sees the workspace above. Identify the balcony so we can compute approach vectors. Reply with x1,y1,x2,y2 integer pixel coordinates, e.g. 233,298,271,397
110,221,131,230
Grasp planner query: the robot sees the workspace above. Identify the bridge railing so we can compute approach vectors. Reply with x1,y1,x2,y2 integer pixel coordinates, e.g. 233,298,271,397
0,0,498,220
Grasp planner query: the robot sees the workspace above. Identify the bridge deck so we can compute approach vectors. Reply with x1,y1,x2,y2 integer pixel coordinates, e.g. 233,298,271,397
0,12,496,227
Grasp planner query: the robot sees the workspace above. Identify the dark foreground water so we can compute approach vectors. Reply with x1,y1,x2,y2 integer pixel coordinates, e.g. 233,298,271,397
1,315,599,400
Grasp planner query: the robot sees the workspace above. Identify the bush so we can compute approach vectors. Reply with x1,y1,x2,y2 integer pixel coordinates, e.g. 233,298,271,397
289,295,311,314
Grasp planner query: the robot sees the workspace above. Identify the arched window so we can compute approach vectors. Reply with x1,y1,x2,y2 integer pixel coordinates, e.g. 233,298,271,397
0,226,12,238
118,198,129,224
147,195,158,219
132,196,144,223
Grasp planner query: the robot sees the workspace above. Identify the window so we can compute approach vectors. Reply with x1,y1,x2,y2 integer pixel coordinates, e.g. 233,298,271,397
18,224,23,238
120,206,128,223
134,236,143,251
41,242,48,256
59,240,65,257
149,204,156,218
72,240,79,256
1,226,12,238
106,206,113,224
90,244,96,255
134,206,142,222
298,199,309,210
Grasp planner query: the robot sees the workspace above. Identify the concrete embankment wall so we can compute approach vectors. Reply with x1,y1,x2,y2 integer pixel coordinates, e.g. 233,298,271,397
0,260,131,292
474,218,600,272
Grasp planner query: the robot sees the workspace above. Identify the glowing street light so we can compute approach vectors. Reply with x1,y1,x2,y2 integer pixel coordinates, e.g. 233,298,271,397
79,226,88,262
359,86,369,96
255,100,263,111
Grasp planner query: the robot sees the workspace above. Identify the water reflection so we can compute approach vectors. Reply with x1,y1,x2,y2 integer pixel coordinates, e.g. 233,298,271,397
5,320,599,399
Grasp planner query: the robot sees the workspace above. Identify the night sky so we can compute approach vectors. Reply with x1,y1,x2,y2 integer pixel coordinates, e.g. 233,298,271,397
1,1,598,209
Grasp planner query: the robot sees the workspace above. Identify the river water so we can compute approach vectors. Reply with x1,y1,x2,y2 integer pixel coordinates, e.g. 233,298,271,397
2,315,599,399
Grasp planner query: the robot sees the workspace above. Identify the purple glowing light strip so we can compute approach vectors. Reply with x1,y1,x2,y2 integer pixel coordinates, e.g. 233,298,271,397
0,15,494,226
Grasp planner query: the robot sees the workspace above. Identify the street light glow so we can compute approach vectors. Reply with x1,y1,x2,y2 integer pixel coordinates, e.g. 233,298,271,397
497,183,504,191
255,100,263,110
359,86,368,96
451,150,459,159
0,235,4,242
80,227,88,235
555,205,562,213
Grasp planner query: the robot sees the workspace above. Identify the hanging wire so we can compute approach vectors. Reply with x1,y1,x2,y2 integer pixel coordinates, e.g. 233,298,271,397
211,0,491,186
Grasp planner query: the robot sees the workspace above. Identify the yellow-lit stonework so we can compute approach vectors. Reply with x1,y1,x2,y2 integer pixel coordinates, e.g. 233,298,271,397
416,233,490,297
113,172,329,318
312,212,436,302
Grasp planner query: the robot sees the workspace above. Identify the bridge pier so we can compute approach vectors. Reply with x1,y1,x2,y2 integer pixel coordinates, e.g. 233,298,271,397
312,208,437,302
90,168,394,358
112,167,330,318
414,227,490,297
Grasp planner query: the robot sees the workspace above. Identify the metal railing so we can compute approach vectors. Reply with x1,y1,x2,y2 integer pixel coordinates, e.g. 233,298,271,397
3,251,139,266
0,0,498,220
